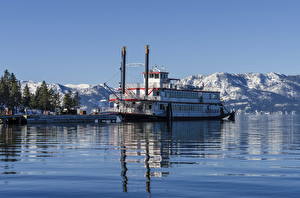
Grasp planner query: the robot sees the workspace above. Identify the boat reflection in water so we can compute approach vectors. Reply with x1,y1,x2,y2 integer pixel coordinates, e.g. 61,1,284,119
110,120,223,193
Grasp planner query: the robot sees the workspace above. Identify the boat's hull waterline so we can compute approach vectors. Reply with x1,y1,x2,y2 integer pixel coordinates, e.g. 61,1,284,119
112,111,235,122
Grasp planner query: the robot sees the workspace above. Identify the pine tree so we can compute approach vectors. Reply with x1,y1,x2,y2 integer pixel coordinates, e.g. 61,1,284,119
53,92,61,110
49,88,61,111
10,73,22,112
72,91,80,108
29,81,62,112
0,70,22,114
30,85,42,109
29,93,37,109
22,84,31,108
37,81,51,111
0,71,10,109
63,92,73,110
0,77,9,109
3,69,10,83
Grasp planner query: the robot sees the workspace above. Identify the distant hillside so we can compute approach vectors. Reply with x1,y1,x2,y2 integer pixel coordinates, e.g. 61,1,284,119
178,73,300,113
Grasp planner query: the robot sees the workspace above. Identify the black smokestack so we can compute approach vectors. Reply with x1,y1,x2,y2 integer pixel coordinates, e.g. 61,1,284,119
145,45,149,96
121,46,126,95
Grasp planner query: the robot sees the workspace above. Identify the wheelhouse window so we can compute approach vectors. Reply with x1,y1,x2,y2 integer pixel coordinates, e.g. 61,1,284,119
155,74,159,79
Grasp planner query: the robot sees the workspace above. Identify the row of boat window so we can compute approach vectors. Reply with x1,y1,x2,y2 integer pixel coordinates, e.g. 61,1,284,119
165,91,199,99
156,90,220,100
145,73,168,79
160,104,219,113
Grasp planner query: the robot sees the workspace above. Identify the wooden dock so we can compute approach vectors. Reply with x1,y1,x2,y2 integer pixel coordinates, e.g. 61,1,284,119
0,115,27,124
0,114,120,125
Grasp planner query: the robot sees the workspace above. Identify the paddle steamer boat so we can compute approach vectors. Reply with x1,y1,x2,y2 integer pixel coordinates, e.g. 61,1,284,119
105,46,235,121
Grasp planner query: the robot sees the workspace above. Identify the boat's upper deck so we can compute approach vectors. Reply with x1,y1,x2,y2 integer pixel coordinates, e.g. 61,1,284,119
110,67,221,104
110,86,221,104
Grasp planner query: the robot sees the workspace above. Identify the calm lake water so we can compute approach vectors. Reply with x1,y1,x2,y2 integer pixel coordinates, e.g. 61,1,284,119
1,115,300,198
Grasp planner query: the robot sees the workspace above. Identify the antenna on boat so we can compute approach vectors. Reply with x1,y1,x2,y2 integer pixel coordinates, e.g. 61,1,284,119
145,45,150,96
121,46,126,95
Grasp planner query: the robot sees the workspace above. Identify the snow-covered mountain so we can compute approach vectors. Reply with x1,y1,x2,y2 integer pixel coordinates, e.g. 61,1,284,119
178,72,300,113
21,81,111,112
21,72,300,113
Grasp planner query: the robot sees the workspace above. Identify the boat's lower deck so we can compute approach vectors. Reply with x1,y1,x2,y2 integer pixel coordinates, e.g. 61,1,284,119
108,100,235,121
110,111,235,122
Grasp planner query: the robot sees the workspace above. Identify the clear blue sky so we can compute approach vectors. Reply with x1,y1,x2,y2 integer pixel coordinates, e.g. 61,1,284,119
0,0,299,84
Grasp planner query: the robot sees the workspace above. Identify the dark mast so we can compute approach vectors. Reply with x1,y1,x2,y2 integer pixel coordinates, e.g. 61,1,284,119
121,46,126,95
145,45,150,96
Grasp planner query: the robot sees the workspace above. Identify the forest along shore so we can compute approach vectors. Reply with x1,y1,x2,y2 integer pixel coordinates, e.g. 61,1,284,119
0,69,80,117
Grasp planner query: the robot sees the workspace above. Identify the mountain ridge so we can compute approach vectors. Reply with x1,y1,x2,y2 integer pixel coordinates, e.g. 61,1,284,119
21,72,300,113
178,72,300,113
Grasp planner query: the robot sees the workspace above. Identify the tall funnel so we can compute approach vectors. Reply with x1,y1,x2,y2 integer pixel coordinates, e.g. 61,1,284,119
145,45,150,96
121,46,126,95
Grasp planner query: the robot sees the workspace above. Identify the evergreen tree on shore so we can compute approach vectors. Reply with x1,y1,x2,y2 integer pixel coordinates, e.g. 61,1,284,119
63,92,73,110
63,91,80,110
73,91,80,108
8,73,22,112
22,84,31,108
37,81,51,111
0,69,81,114
0,77,9,111
0,70,22,114
49,88,61,111
32,81,62,111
